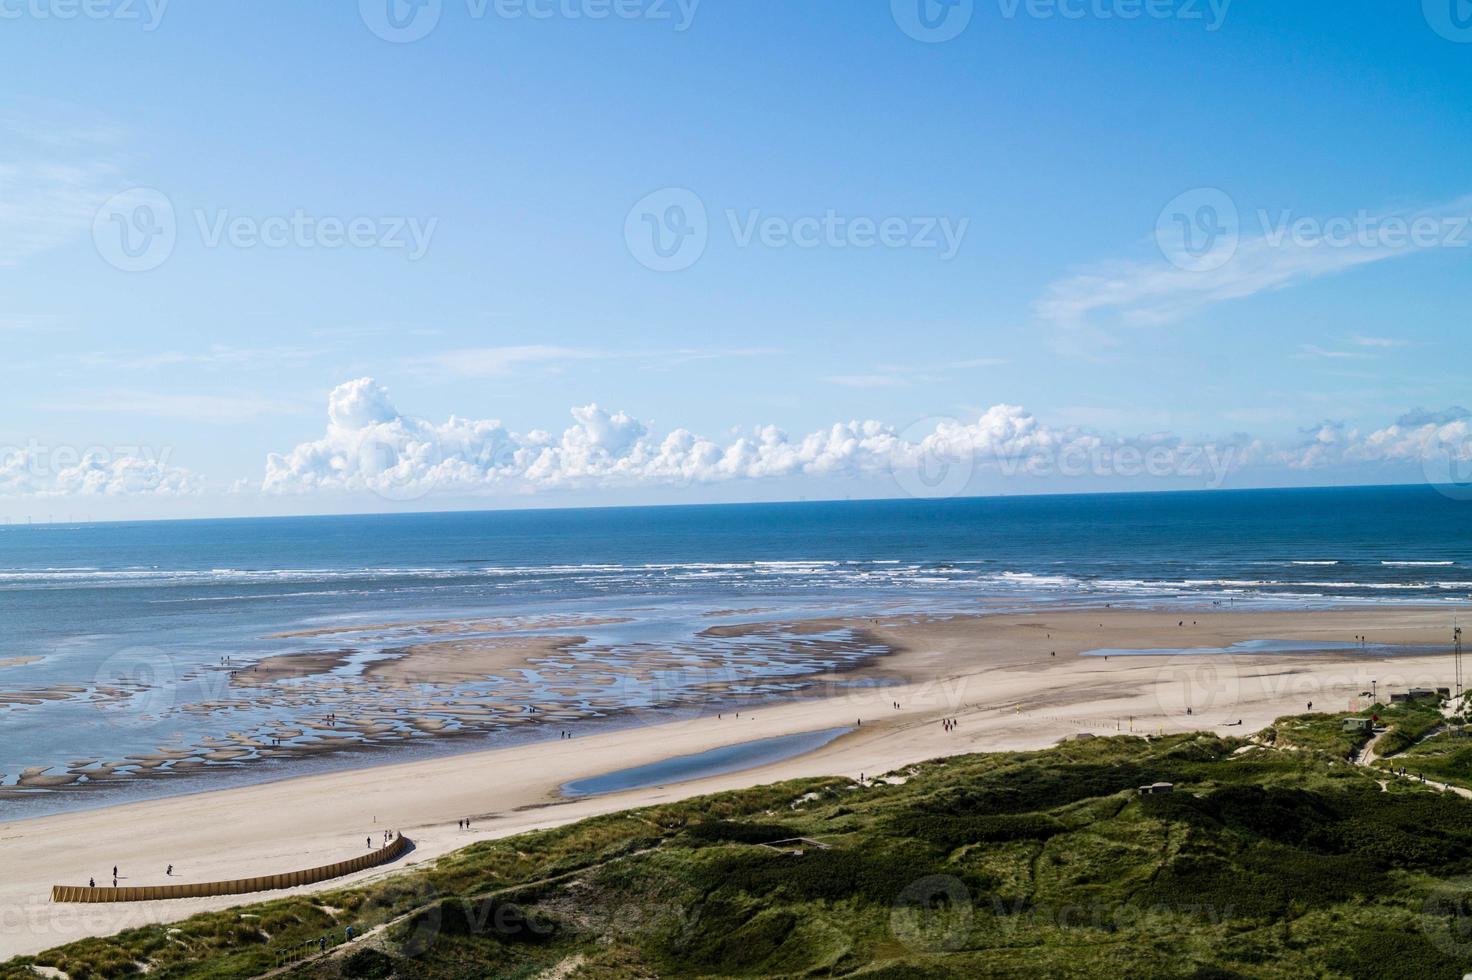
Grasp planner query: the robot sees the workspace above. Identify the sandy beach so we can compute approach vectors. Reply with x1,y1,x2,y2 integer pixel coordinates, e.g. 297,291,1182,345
0,604,1465,960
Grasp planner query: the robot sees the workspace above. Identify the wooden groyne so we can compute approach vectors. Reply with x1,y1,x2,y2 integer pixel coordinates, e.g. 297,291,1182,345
51,834,410,903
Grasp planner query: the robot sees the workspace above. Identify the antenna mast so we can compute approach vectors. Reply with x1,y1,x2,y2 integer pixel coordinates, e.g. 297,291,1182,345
1456,616,1464,703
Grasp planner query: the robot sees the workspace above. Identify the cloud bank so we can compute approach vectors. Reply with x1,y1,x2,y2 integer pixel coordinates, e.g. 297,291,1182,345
258,379,1472,501
0,446,201,496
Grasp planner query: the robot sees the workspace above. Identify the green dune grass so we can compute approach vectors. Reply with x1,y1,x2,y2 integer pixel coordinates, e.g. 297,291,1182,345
8,724,1472,980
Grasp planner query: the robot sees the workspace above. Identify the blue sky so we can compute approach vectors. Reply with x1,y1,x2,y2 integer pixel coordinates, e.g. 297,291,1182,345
2,0,1471,520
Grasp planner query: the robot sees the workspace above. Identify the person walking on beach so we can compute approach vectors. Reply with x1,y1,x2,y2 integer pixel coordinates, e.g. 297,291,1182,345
89,877,95,889
166,865,173,876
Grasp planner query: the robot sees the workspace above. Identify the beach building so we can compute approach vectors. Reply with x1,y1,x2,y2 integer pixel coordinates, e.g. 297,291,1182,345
1390,688,1445,704
1342,718,1374,733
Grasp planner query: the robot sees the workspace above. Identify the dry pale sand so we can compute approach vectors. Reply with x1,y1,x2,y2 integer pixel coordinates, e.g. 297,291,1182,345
0,605,1464,960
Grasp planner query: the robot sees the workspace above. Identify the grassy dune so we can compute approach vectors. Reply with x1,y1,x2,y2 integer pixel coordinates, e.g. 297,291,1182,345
8,726,1472,979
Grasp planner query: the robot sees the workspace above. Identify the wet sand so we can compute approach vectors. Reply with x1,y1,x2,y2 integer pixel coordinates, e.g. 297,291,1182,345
0,604,1465,960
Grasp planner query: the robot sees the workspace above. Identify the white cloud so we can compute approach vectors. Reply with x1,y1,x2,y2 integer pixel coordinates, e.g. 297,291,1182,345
1295,344,1372,361
0,112,130,266
260,379,1262,498
0,159,117,266
1275,406,1472,471
1036,194,1472,338
0,446,201,497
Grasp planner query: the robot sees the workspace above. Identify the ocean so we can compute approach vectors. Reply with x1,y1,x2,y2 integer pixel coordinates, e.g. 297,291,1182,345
0,484,1466,816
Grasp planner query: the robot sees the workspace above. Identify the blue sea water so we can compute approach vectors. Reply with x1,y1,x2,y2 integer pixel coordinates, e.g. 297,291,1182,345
0,484,1466,816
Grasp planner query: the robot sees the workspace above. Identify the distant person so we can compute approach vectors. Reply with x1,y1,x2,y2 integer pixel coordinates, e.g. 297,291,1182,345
166,865,173,876
89,877,95,889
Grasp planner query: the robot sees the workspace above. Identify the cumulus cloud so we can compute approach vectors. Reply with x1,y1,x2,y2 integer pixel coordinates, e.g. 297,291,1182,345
0,446,201,496
1274,407,1472,471
261,379,1269,498
257,380,1472,500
